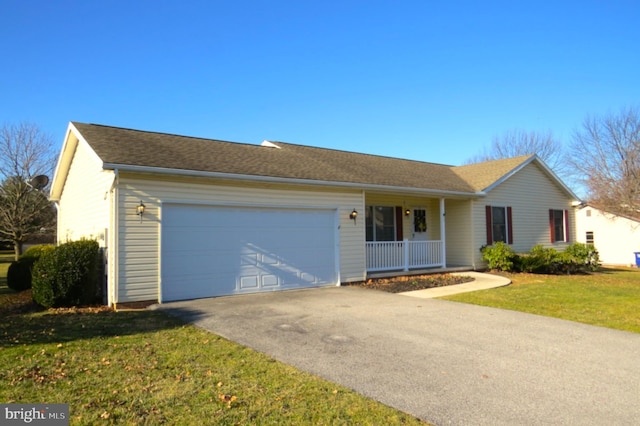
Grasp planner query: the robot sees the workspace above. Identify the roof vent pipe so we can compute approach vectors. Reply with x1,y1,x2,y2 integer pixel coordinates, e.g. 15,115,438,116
261,140,281,149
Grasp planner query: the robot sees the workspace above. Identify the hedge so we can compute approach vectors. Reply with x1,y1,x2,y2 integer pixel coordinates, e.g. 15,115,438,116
481,242,600,274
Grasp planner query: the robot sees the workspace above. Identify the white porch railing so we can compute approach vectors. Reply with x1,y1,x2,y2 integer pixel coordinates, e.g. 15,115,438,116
366,239,445,272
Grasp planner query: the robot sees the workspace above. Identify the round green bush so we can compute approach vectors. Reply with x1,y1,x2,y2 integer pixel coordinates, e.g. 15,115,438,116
21,244,55,260
31,239,100,308
480,242,516,271
7,258,36,291
6,245,56,291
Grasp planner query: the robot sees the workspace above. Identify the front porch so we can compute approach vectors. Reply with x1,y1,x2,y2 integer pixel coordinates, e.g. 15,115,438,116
365,238,475,276
362,193,476,277
366,239,446,272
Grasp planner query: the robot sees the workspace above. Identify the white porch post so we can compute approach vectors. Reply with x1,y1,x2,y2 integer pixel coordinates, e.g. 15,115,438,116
440,198,446,267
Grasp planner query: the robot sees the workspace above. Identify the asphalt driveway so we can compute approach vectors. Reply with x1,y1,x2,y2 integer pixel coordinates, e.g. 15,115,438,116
155,287,640,425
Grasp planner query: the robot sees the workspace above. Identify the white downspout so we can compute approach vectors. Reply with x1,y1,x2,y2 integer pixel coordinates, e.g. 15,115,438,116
470,199,476,270
52,202,60,244
440,198,446,268
109,169,119,307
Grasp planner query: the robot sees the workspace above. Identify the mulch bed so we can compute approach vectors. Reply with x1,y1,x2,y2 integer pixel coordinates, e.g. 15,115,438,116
344,273,474,293
0,289,113,317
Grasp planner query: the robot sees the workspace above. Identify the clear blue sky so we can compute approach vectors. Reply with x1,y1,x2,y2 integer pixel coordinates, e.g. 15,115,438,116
2,0,638,166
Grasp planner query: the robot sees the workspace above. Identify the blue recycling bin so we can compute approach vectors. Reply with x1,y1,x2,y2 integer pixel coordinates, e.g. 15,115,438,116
635,252,640,267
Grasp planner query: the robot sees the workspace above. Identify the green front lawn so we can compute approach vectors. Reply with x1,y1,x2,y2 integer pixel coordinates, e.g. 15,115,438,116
3,264,638,424
442,267,640,333
1,308,425,424
0,281,426,424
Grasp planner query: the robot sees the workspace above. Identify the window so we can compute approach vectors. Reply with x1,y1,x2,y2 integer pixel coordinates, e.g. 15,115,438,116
485,206,513,244
365,206,396,241
549,209,570,243
413,209,427,233
586,231,594,244
491,207,507,243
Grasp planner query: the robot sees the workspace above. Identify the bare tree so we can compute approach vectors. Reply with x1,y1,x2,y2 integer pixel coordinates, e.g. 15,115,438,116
466,129,569,178
568,106,640,217
0,122,57,259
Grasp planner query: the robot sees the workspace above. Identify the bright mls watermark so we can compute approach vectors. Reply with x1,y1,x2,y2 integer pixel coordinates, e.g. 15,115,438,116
1,404,68,425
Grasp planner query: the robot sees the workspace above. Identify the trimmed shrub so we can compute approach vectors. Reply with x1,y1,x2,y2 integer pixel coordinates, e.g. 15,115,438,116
7,258,36,291
563,243,600,273
515,243,600,275
22,244,56,260
480,242,517,271
31,239,101,308
525,245,562,274
6,244,56,291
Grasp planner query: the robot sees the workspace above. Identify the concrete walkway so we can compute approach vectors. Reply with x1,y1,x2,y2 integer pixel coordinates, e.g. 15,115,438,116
400,271,511,298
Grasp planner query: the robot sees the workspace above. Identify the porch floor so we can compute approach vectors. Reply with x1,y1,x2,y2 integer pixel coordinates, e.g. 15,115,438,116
367,265,477,279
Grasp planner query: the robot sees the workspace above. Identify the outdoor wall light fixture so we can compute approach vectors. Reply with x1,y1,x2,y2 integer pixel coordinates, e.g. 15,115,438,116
405,208,411,216
349,209,358,223
136,201,146,222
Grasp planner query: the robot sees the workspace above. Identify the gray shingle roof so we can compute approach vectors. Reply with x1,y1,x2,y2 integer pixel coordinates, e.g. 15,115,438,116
71,122,533,195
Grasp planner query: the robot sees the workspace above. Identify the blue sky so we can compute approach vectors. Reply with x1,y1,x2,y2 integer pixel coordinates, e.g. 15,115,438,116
1,0,638,166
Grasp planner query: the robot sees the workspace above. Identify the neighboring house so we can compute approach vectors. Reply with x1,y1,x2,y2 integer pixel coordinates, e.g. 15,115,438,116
575,204,640,266
50,122,580,306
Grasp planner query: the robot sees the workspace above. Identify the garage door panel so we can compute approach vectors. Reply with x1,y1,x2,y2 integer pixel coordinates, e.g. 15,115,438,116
262,275,279,287
239,275,259,290
162,205,338,301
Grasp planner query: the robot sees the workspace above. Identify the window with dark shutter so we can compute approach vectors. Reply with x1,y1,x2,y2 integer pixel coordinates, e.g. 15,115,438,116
486,205,513,244
549,209,567,242
365,206,397,241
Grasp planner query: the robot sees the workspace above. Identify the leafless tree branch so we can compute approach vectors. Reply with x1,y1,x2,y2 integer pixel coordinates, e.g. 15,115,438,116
568,106,640,217
0,122,57,259
465,128,568,179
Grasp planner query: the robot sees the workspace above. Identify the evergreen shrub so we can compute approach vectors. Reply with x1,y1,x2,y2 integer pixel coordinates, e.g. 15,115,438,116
480,242,516,272
6,244,56,291
481,242,600,275
32,239,101,308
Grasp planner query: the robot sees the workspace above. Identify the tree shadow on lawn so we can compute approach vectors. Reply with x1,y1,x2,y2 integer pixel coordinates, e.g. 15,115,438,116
0,306,187,348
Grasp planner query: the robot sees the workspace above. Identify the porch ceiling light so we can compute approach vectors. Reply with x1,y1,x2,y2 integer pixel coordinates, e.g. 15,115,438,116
136,200,146,222
349,209,358,223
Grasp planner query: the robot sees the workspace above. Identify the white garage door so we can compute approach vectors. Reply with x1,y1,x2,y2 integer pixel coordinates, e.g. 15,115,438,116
161,204,338,301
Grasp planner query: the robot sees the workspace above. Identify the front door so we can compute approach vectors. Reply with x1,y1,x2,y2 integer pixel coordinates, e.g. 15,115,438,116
412,208,427,240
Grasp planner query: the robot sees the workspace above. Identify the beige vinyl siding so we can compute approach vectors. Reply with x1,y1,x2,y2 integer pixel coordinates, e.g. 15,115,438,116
471,162,576,265
115,174,364,303
444,199,473,266
575,207,640,266
57,139,113,246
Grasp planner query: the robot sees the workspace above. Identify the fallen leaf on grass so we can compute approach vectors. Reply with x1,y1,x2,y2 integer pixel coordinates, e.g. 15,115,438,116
218,394,237,408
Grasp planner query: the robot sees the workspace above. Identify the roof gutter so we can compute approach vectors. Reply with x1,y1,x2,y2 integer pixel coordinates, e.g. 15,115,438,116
102,162,485,199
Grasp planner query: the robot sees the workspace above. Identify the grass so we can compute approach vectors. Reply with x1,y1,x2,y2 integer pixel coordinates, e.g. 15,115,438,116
0,258,426,425
4,259,638,425
441,267,640,333
2,310,425,424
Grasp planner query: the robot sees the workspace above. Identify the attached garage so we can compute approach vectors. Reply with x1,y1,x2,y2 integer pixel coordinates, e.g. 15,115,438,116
161,204,339,301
